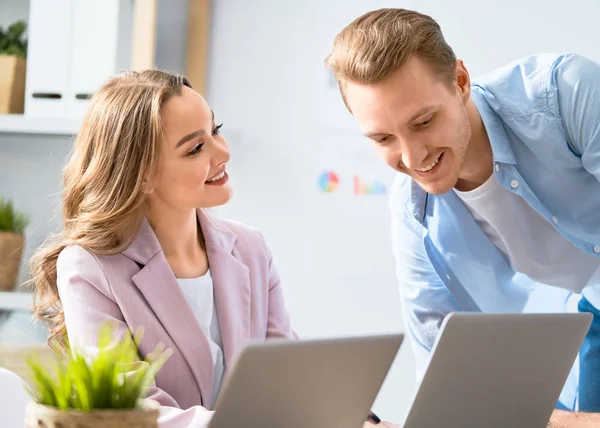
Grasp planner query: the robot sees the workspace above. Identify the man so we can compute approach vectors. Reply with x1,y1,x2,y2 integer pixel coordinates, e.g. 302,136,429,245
326,8,600,427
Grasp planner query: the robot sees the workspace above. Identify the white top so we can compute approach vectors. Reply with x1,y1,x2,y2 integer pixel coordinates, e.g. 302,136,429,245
454,173,600,293
177,270,225,405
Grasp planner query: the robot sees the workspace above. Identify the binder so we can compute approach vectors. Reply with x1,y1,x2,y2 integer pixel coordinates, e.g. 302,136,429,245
24,0,74,117
25,0,139,119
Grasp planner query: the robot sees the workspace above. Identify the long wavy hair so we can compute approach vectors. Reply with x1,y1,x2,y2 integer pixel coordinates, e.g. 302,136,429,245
30,70,191,348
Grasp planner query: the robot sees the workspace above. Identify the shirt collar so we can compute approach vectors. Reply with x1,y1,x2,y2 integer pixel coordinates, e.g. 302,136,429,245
471,84,516,165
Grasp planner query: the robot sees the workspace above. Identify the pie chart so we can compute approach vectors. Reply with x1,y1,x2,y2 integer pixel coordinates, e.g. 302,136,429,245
318,170,339,192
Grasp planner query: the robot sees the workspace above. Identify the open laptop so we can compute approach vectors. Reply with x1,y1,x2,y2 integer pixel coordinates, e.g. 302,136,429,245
208,334,404,428
403,312,592,428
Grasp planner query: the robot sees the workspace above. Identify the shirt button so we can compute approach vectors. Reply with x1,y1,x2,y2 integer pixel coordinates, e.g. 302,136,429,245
551,216,558,224
595,245,600,254
495,163,500,172
510,180,519,189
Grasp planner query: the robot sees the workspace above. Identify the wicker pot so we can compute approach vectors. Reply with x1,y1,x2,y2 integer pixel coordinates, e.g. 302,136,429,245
0,231,25,291
24,399,160,428
0,55,26,114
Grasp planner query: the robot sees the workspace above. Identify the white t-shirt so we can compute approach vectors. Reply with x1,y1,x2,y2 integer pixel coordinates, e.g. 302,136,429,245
454,173,600,293
177,270,225,405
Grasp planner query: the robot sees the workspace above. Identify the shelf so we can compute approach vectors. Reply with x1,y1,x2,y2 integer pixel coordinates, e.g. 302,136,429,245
0,291,33,311
0,115,80,136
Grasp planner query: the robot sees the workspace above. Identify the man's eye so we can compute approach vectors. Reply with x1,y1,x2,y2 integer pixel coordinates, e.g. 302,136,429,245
419,116,434,127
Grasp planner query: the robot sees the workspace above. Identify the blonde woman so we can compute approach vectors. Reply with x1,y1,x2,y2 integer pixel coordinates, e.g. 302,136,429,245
30,70,296,426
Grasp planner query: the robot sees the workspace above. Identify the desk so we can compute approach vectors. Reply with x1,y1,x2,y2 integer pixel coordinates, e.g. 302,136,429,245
0,292,48,366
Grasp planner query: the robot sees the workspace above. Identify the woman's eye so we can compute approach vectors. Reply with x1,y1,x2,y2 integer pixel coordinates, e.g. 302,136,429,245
378,136,391,144
188,143,204,156
212,123,223,136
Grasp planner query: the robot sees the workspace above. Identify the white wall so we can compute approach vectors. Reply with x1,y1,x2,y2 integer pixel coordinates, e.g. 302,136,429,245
414,0,600,75
0,0,29,28
206,0,416,421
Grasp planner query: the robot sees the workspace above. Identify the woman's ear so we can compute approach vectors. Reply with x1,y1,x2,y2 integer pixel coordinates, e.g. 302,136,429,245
142,179,154,195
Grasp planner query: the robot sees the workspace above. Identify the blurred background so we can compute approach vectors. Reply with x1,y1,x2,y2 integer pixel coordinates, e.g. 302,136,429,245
0,0,599,421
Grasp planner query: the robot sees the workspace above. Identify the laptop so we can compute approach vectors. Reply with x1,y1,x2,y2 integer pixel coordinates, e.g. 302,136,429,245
208,334,403,428
403,312,592,428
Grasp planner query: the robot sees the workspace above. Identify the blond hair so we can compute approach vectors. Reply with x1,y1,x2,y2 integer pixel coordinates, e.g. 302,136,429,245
30,70,191,348
325,8,456,109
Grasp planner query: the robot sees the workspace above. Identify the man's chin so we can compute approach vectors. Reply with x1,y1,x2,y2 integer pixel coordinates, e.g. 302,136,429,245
414,179,455,195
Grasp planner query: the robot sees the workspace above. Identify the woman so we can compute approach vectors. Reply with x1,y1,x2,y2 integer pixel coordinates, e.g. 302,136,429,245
30,70,296,426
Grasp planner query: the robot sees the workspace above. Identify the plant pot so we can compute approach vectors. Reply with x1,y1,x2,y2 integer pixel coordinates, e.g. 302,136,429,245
24,399,160,428
0,55,26,114
0,231,25,291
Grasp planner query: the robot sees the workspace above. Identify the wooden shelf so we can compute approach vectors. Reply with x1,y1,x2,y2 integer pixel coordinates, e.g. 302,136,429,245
0,115,80,136
0,291,33,311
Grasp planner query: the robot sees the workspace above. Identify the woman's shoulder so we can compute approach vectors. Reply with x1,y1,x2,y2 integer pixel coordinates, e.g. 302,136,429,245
57,244,131,280
57,244,98,268
56,244,138,301
58,244,116,266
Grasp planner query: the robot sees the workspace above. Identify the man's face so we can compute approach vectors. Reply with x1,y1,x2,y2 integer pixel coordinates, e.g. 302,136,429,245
345,56,472,195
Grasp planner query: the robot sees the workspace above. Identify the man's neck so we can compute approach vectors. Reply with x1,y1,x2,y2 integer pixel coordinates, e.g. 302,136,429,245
454,99,494,192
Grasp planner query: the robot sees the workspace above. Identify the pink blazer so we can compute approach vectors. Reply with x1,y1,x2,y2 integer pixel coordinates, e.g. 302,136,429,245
57,209,296,426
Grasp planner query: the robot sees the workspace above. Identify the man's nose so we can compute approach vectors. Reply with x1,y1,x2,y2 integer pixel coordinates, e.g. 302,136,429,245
400,140,428,170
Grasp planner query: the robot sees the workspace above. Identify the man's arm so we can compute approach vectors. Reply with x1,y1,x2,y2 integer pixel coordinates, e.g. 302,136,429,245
549,409,600,427
388,176,462,382
553,54,600,413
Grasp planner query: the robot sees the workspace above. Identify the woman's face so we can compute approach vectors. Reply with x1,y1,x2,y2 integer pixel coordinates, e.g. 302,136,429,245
147,86,232,212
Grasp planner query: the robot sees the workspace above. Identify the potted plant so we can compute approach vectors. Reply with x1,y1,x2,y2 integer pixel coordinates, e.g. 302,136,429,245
0,20,27,114
24,324,172,428
0,197,28,291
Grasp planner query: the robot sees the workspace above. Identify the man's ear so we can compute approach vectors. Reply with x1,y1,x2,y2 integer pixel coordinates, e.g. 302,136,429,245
455,59,471,103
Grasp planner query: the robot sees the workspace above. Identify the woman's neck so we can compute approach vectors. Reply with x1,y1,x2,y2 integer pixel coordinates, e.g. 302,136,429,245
146,204,208,278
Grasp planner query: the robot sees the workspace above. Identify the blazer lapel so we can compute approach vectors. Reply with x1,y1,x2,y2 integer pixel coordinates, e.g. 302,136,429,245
124,218,215,408
198,210,251,374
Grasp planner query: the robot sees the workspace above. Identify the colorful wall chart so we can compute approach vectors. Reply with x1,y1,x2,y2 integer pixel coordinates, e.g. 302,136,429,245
317,170,387,196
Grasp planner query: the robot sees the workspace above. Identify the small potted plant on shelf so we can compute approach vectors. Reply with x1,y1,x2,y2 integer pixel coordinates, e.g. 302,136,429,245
0,20,27,114
24,323,172,428
0,197,28,291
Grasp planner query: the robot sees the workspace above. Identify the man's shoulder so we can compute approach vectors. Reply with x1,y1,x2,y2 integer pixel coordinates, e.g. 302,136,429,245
474,54,561,87
470,54,583,123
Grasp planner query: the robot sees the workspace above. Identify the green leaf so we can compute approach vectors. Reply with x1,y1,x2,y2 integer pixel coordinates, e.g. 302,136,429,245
0,20,27,57
24,321,172,411
53,358,72,410
0,197,28,233
25,354,58,407
72,353,94,411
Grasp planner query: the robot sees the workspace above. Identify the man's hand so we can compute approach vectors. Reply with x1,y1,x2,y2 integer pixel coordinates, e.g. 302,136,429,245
362,422,401,428
548,409,600,427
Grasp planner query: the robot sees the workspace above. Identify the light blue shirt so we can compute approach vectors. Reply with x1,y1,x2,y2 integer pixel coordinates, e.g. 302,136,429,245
390,53,600,410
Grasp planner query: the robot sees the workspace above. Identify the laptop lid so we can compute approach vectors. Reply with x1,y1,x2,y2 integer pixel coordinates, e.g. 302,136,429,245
403,312,592,428
209,334,404,428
